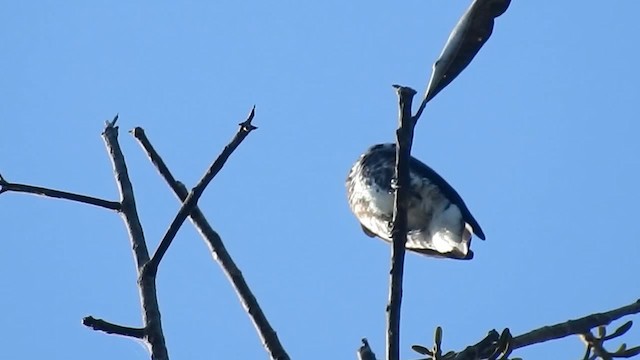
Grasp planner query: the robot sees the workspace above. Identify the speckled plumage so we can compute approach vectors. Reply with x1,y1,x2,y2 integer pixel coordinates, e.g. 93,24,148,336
345,143,485,260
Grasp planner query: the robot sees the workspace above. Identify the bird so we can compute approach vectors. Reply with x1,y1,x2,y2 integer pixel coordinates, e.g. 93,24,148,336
345,143,485,260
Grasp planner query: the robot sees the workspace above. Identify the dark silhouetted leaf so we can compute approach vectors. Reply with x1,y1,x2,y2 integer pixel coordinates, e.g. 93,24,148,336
604,320,633,340
435,326,443,347
424,0,511,103
617,345,640,358
412,344,433,355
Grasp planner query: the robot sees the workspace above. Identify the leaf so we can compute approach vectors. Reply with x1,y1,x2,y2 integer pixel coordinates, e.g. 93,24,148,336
604,320,633,340
424,0,511,103
597,325,606,338
442,350,457,359
412,344,433,355
616,345,640,358
435,326,443,348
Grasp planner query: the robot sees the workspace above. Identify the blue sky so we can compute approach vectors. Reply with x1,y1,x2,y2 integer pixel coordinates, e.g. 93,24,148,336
1,1,639,359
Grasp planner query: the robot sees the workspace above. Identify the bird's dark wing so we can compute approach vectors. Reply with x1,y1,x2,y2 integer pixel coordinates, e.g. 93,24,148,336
410,157,486,240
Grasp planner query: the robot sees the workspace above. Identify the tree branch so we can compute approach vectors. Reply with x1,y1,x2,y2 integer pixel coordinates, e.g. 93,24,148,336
131,123,290,360
386,85,417,360
102,115,169,360
452,330,501,360
414,299,640,360
0,176,120,211
142,106,257,278
511,298,640,350
82,316,145,339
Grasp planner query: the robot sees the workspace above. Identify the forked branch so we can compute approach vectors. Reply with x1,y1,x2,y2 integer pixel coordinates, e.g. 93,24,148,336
99,115,168,359
131,119,290,360
142,106,257,278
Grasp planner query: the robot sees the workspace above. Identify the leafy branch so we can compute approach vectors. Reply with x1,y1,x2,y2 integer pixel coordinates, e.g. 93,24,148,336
407,299,640,360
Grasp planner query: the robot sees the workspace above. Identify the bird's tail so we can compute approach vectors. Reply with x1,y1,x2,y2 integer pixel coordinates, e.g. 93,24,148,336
406,222,474,260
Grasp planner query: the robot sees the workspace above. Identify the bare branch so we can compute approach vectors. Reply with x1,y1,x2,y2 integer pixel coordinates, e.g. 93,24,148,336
387,85,417,360
82,316,145,339
143,106,257,278
102,117,168,360
131,123,290,360
0,177,120,211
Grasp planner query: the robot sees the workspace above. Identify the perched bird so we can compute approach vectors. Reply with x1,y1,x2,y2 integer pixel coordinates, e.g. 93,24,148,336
345,144,485,260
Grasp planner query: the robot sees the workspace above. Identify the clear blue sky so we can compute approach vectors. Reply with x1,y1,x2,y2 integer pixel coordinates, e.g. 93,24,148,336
1,1,638,359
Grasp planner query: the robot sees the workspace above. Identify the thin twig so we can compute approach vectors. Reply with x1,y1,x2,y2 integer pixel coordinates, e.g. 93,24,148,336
0,173,7,195
386,85,417,360
581,342,593,360
131,123,290,360
82,316,145,339
142,106,257,278
0,178,120,211
101,116,169,360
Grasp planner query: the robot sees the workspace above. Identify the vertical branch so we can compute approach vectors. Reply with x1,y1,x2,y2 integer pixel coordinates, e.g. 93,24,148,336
386,85,417,360
102,117,169,360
